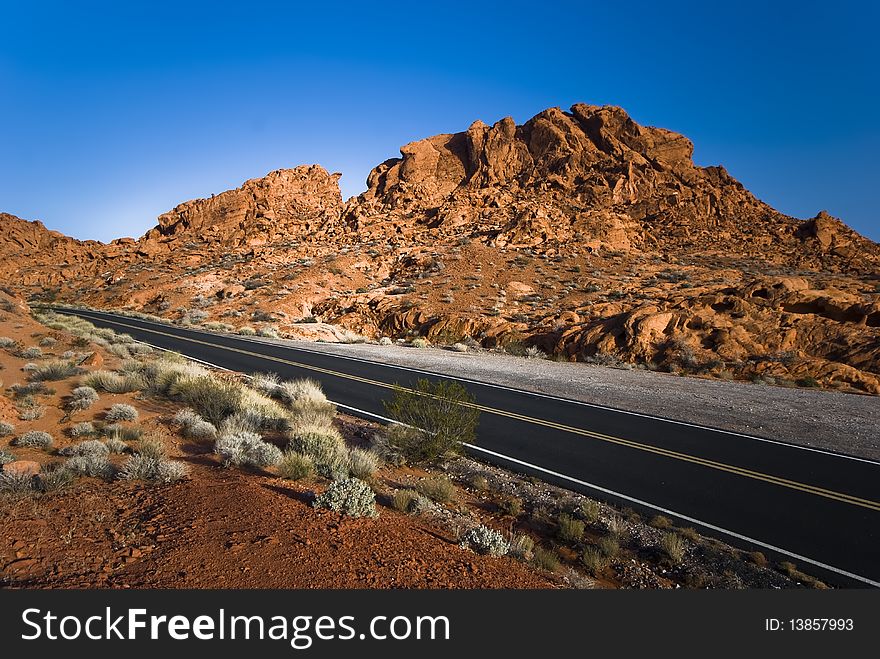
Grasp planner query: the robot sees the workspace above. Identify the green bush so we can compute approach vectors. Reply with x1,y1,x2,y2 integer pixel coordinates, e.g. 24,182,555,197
313,477,377,517
277,451,314,480
382,379,479,464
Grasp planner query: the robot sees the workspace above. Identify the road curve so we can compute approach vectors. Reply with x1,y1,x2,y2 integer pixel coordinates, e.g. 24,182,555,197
56,308,880,587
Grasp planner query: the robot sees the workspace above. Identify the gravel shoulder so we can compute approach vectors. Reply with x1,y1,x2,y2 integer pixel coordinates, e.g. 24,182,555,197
272,339,880,462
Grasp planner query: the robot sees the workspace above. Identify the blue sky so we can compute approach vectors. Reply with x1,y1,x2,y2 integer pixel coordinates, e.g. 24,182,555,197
1,0,877,242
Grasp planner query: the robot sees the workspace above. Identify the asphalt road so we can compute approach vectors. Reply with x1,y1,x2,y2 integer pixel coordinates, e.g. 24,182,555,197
57,308,880,587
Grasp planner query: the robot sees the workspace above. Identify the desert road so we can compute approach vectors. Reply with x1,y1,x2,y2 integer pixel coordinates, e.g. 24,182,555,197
57,308,880,587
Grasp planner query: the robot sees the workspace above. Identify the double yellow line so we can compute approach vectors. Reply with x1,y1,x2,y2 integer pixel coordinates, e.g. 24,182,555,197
68,312,880,513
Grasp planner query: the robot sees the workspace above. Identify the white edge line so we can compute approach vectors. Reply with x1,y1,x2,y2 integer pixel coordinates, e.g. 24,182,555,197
113,334,880,589
56,307,880,467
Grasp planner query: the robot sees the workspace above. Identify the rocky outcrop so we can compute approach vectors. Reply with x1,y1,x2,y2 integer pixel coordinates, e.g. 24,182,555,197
1,103,879,393
142,165,344,250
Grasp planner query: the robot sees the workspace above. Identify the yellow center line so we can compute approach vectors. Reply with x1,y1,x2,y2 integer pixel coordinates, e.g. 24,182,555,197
69,312,880,512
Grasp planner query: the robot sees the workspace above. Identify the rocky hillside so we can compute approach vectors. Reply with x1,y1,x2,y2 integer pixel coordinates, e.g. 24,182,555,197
2,104,879,392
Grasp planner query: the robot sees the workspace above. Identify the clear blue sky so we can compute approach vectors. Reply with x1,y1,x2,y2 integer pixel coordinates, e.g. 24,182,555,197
1,0,877,242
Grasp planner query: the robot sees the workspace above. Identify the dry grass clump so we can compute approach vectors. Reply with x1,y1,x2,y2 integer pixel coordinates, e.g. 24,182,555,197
391,488,426,514
660,532,687,564
12,430,53,449
557,513,585,542
416,475,456,503
348,447,381,479
81,370,141,394
276,451,314,480
215,430,283,468
29,360,82,382
119,455,189,483
59,439,109,458
169,375,242,426
105,403,139,422
287,425,348,478
173,408,218,440
65,453,114,479
67,386,99,411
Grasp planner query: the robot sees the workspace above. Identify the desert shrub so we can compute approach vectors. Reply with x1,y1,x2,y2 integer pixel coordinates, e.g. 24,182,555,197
277,451,314,480
579,499,601,523
649,514,672,529
107,344,132,359
65,453,114,479
119,455,189,483
277,378,326,405
215,431,282,468
250,372,281,397
660,533,686,563
348,447,380,479
69,422,95,437
461,525,509,556
105,403,139,422
67,385,99,411
417,475,456,503
410,337,429,349
557,513,585,543
136,435,167,459
38,336,57,347
0,421,15,436
81,370,139,393
0,471,36,495
38,464,75,492
581,547,608,575
470,474,489,491
509,534,535,561
256,326,279,338
678,527,701,542
450,342,468,352
59,439,109,458
391,488,425,513
12,430,53,449
16,400,46,421
10,382,55,397
605,514,627,537
170,375,243,426
0,449,15,465
378,337,393,346
0,337,17,348
105,424,144,441
20,346,43,359
237,388,289,429
749,551,768,567
104,438,129,454
498,495,523,517
313,477,377,518
173,408,218,440
29,360,82,381
287,425,348,478
238,327,256,336
288,398,336,429
598,535,620,557
382,379,479,464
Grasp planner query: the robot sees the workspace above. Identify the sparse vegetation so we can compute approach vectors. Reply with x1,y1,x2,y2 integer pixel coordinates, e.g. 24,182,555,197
348,447,380,479
215,430,282,468
29,360,82,381
391,488,425,513
119,455,189,483
532,546,560,572
581,547,608,575
170,375,243,426
65,453,114,479
660,532,686,563
0,421,15,437
59,439,109,457
173,408,217,440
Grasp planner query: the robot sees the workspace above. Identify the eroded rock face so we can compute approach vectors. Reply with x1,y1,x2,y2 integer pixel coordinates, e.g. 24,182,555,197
143,165,344,249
